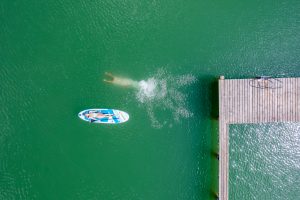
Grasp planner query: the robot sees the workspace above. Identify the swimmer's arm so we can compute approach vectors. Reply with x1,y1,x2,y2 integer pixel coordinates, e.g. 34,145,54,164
103,79,113,83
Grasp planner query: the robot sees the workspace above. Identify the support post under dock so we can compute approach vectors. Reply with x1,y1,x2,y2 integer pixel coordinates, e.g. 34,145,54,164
218,77,300,200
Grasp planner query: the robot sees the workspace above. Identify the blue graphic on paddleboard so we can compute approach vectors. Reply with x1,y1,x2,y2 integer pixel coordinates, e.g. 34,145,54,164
78,109,129,124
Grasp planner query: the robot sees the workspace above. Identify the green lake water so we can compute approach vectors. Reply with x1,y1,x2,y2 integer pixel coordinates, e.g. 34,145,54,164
0,0,299,199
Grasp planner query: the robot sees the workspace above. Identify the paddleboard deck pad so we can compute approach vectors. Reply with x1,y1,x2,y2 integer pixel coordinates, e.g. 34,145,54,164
78,109,129,124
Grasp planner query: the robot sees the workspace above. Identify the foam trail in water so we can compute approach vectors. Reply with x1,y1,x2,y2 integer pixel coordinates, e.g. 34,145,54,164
135,69,197,128
104,70,197,128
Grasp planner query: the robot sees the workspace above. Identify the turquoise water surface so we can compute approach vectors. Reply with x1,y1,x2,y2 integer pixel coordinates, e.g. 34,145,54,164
0,0,299,199
230,123,300,200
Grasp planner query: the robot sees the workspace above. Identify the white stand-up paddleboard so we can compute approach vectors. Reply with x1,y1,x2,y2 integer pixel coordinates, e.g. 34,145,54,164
78,109,129,124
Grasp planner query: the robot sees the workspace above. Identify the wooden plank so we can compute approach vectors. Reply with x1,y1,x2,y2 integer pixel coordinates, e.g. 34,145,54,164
218,77,300,200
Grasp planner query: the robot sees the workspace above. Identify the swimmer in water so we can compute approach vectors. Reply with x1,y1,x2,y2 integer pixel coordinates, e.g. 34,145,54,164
103,72,139,88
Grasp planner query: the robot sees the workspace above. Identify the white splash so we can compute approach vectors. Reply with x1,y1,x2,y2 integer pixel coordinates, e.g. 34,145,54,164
135,69,197,128
136,78,167,103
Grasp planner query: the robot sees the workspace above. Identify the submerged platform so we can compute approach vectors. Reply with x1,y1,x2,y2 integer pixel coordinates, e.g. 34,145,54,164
218,77,300,200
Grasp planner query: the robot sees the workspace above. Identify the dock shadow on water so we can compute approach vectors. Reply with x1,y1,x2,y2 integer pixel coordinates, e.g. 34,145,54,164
104,69,197,128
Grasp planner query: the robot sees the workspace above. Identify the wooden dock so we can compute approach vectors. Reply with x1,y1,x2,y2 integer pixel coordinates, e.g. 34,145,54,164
218,77,300,200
